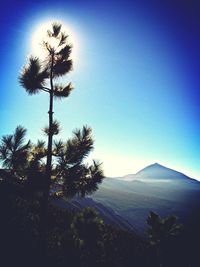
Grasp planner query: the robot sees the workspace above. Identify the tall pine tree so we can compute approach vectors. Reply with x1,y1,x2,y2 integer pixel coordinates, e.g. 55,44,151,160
19,22,104,261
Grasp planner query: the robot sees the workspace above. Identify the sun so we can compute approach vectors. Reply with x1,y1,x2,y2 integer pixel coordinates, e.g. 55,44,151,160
31,20,79,62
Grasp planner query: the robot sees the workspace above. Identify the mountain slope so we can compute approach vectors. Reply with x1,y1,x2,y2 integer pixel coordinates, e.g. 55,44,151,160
52,197,136,233
91,163,200,234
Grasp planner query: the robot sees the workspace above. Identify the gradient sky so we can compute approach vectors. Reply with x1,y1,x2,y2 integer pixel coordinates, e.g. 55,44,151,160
0,0,200,179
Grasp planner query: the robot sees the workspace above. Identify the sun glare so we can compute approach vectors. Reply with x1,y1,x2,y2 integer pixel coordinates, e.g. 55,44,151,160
31,20,79,62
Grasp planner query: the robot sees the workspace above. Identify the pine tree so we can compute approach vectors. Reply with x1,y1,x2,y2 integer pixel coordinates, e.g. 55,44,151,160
19,23,73,257
18,22,104,261
19,23,73,207
0,126,31,176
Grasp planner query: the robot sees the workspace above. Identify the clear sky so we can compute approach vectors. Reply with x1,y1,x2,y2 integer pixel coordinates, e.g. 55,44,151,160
0,0,200,179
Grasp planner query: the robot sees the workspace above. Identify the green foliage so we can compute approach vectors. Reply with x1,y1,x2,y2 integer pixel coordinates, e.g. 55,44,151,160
19,57,48,94
71,208,104,247
146,211,184,267
54,82,73,99
19,22,73,98
0,126,31,172
54,126,104,198
17,22,104,200
43,119,61,136
146,211,183,246
0,125,104,198
52,58,72,77
53,126,94,167
49,23,62,38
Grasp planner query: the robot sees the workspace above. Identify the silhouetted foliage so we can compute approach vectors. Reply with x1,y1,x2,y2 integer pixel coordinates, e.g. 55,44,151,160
146,211,183,246
17,22,104,262
19,23,74,235
0,180,145,267
0,125,104,198
0,178,198,267
146,211,183,267
0,126,31,174
18,22,104,201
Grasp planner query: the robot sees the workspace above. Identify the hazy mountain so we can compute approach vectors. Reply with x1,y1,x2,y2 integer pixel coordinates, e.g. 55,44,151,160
91,163,200,235
121,163,194,181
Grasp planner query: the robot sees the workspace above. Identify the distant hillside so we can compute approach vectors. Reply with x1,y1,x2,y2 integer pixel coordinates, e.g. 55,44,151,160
91,163,200,235
52,197,137,233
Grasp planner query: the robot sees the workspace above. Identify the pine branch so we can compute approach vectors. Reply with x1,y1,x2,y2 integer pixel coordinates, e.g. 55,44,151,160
19,57,48,94
53,83,73,99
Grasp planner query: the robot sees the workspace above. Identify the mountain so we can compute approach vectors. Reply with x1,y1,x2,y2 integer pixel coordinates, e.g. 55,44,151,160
122,163,194,181
91,163,200,235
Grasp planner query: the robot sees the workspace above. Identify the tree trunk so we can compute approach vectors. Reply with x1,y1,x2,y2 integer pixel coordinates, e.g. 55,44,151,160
39,53,54,264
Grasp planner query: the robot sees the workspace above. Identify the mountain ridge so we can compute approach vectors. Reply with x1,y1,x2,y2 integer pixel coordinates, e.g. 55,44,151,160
92,163,200,234
120,163,196,181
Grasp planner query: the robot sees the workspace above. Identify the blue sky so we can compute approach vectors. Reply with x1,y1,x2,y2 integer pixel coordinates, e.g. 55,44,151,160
0,0,200,179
